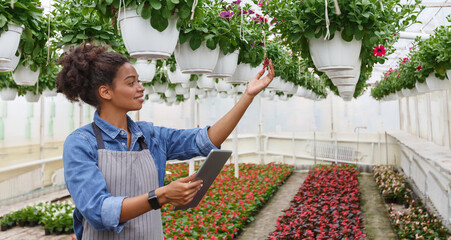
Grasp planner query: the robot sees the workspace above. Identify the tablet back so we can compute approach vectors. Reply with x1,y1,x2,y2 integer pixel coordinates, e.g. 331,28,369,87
173,149,232,210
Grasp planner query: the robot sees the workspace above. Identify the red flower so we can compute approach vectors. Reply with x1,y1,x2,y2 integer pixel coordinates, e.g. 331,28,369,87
373,45,386,56
263,57,270,69
416,65,422,71
402,58,409,63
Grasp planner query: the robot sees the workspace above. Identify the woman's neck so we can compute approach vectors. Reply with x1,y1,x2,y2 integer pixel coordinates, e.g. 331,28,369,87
99,108,128,130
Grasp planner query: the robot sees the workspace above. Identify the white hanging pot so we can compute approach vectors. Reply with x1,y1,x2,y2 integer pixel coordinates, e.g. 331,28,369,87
280,81,298,94
174,41,220,74
396,91,404,98
180,78,197,88
118,8,179,59
228,63,263,84
342,95,353,102
0,24,24,63
309,31,362,72
13,64,40,86
43,88,57,97
195,88,206,98
447,70,451,80
425,73,451,91
219,92,228,98
133,59,156,82
0,50,20,72
175,84,189,95
167,65,190,83
401,87,418,97
384,93,399,101
164,88,176,98
207,50,239,78
149,93,161,102
267,76,282,90
183,92,190,100
152,82,168,93
166,95,177,103
234,84,247,93
25,91,40,102
197,75,215,89
337,85,356,98
415,81,429,93
215,79,232,92
0,88,17,101
295,86,308,97
207,89,218,98
279,94,288,101
326,59,361,81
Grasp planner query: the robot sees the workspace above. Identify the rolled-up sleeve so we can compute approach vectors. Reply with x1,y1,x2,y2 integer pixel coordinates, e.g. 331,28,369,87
63,132,127,234
196,126,221,156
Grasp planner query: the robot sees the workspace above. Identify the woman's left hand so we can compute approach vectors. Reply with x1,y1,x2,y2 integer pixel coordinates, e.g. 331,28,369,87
245,59,275,97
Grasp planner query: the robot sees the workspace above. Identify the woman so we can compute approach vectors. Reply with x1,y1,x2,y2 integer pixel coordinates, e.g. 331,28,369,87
57,44,274,240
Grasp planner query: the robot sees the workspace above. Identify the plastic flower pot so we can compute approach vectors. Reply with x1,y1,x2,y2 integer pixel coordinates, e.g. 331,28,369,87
280,81,298,94
175,84,189,95
326,59,361,82
215,79,232,92
0,88,17,101
425,73,451,91
207,50,239,78
401,87,418,97
309,31,362,72
279,94,288,101
152,82,168,93
384,93,398,101
266,76,282,90
164,89,176,98
337,85,356,99
180,78,197,88
195,88,206,98
342,95,353,102
167,65,190,84
174,41,219,74
415,81,429,93
12,64,40,86
25,91,41,102
219,92,228,98
234,84,247,93
207,89,218,98
132,59,156,82
42,88,57,97
0,24,24,63
227,63,263,84
295,86,309,97
396,91,404,98
197,75,215,90
149,93,161,102
118,8,179,59
0,50,20,72
183,92,190,100
144,86,154,95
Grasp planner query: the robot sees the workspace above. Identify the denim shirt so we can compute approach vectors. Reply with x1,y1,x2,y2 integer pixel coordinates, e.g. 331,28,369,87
63,111,219,240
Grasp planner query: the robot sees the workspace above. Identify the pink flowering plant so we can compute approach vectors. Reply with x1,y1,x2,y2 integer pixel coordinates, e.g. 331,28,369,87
268,164,366,239
373,165,409,203
162,162,294,239
257,0,423,98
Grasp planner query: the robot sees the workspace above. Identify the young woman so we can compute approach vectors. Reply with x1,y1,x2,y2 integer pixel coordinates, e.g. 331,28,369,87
57,44,274,240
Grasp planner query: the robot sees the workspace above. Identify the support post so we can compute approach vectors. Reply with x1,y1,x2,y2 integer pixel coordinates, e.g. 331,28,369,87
189,88,196,176
233,94,239,178
40,97,45,188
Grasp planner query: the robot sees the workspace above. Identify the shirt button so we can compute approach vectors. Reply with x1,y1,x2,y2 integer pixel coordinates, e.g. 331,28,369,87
122,142,125,146
121,131,125,135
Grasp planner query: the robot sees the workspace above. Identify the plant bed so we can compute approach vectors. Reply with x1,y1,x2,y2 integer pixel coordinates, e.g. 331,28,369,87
268,164,366,239
162,162,294,239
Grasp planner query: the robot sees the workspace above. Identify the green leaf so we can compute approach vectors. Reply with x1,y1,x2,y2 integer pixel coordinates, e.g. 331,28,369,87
206,38,217,50
91,25,102,31
150,11,168,32
355,29,364,41
61,34,74,43
141,6,152,19
171,0,180,3
178,5,191,19
76,34,89,40
190,36,202,50
149,0,162,10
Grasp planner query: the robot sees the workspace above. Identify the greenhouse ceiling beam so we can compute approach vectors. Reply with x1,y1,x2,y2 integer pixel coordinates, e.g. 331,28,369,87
399,31,430,40
419,2,451,7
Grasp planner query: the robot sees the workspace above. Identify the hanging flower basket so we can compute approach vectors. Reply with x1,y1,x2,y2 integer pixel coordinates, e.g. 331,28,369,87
133,59,156,82
0,88,17,101
415,81,429,93
425,73,451,91
396,91,404,98
0,24,24,63
327,59,361,85
0,51,20,72
228,63,263,84
174,41,220,74
207,50,239,78
279,94,288,101
337,85,356,99
175,84,189,95
207,89,218,98
219,92,228,98
164,89,176,98
118,8,179,59
43,88,57,97
215,79,232,92
295,87,309,97
383,93,398,101
12,64,40,86
167,65,190,84
197,75,215,90
149,93,162,102
401,87,418,97
309,32,362,72
280,81,298,94
152,82,168,93
25,91,40,102
183,91,190,100
267,76,282,90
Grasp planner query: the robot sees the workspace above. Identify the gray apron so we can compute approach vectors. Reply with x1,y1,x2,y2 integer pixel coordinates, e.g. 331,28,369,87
82,122,164,240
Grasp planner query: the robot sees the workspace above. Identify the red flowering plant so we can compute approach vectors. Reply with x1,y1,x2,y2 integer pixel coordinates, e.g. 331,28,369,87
370,67,400,100
162,162,294,239
268,164,366,239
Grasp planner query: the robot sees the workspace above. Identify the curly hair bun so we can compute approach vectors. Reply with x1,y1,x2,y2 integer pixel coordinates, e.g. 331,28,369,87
56,43,129,108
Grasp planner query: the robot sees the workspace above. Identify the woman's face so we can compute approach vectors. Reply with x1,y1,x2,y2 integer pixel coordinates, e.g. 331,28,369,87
109,62,145,112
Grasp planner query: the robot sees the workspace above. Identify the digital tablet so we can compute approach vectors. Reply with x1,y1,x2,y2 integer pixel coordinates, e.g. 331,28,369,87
173,149,232,210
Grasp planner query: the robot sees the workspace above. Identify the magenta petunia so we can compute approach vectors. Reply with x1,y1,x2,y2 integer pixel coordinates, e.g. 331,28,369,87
219,11,234,19
373,45,386,57
416,65,422,71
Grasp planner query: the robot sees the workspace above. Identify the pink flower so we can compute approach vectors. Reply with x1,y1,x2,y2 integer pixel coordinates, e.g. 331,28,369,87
373,45,386,57
416,66,422,71
232,0,241,4
402,58,409,63
220,11,234,19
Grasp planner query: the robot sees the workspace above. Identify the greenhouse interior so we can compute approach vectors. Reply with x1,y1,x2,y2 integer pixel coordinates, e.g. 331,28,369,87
0,0,451,239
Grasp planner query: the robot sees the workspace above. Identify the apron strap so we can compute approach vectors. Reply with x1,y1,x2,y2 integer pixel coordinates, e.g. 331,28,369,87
138,136,148,150
92,122,105,149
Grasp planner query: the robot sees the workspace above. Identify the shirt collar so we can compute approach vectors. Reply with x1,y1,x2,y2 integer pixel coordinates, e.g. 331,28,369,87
94,111,144,140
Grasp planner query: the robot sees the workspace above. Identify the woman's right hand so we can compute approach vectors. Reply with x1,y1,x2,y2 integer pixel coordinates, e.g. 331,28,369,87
155,173,203,206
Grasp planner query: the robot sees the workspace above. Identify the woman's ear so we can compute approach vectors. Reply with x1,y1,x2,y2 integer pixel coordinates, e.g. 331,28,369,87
98,85,113,101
